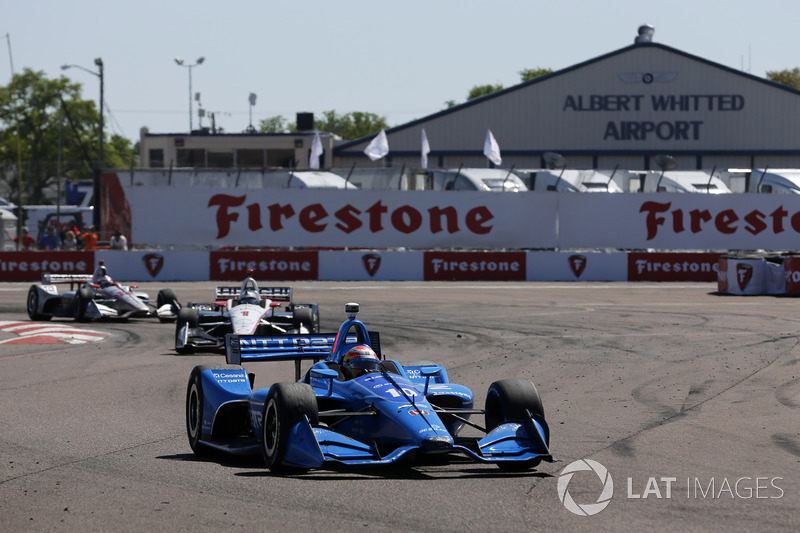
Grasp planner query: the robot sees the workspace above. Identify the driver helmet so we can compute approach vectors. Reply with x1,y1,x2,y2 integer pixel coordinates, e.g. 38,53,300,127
240,289,260,305
342,345,380,379
93,265,111,284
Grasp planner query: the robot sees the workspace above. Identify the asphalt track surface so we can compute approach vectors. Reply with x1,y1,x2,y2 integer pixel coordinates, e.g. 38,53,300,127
0,281,798,532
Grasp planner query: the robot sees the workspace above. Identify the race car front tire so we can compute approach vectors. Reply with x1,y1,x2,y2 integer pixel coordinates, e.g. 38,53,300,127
175,307,198,354
484,379,548,471
261,382,319,473
157,289,178,322
73,287,93,322
292,306,319,334
485,378,546,433
186,364,241,454
26,286,50,321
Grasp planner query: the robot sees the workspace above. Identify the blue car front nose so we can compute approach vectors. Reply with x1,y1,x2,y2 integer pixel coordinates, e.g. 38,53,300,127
421,436,453,452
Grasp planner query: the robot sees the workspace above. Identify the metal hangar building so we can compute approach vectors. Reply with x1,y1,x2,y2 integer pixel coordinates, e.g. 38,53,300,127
335,25,800,173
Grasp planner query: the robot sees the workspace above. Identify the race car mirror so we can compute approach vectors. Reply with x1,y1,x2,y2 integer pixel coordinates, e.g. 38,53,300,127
310,367,340,395
421,366,443,395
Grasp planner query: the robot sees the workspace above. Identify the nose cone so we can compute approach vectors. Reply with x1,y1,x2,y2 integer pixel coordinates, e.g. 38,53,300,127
421,436,453,452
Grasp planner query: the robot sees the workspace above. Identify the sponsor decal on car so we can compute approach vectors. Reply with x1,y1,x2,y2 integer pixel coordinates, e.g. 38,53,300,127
211,370,247,384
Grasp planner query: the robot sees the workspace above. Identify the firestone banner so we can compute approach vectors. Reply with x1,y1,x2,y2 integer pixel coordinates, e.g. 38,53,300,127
127,187,558,249
0,252,94,282
559,193,800,250
125,184,800,251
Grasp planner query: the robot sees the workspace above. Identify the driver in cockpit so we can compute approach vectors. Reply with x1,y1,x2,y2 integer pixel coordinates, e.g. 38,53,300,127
239,289,261,305
91,263,114,288
238,275,262,306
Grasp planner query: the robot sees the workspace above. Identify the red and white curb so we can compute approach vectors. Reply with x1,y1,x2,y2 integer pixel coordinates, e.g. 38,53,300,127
0,321,111,345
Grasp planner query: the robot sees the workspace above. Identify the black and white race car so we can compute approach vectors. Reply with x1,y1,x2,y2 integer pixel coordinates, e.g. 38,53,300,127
26,262,179,322
174,274,320,354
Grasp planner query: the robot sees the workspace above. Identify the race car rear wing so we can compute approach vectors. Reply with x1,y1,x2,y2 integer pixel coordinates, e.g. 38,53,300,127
226,333,339,365
226,332,340,379
42,273,93,286
226,330,381,379
215,286,292,302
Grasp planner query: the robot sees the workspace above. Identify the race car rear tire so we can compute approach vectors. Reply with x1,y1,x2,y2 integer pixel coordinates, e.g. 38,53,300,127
261,382,319,474
26,286,50,321
485,379,548,471
73,287,93,322
186,364,241,454
157,289,178,323
175,308,198,354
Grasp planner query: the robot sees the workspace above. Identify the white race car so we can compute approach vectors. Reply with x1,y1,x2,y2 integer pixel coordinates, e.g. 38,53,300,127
174,274,320,354
26,261,179,322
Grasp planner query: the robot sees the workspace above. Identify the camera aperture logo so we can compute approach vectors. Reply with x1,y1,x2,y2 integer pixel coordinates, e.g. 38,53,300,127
558,459,614,516
557,459,785,516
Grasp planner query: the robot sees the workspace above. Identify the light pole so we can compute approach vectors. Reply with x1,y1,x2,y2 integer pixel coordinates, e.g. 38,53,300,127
61,58,103,232
174,56,205,132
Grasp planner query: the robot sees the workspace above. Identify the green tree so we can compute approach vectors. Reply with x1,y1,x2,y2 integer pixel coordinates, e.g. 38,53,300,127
107,134,136,168
766,67,800,90
258,115,292,133
258,111,388,139
0,68,133,205
519,67,553,82
314,110,389,139
446,67,553,109
467,83,504,101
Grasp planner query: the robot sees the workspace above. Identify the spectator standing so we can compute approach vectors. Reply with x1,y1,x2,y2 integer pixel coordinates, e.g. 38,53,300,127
109,230,128,250
79,225,99,250
13,226,37,250
62,230,78,251
38,226,62,251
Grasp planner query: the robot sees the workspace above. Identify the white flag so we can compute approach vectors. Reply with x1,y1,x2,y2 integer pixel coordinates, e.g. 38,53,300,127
421,128,431,169
364,129,389,161
483,129,502,166
309,131,323,169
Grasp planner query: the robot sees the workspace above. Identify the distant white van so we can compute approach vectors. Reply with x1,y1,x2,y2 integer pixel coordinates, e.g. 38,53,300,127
429,168,528,192
273,171,359,189
640,171,731,194
529,169,625,192
749,169,800,194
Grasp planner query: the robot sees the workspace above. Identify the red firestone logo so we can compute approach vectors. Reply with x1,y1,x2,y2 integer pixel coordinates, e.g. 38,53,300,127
143,253,164,278
569,254,587,278
362,254,381,277
737,263,753,291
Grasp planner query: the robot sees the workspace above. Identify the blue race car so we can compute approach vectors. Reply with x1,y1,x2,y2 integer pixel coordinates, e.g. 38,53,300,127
185,303,554,473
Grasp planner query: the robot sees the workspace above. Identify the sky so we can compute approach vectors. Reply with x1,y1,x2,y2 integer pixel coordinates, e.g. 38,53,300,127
4,0,800,143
